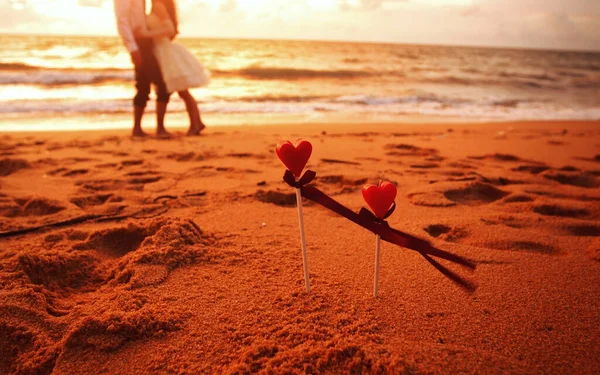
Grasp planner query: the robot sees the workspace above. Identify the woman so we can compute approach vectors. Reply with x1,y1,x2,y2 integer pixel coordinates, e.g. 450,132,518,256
134,0,210,136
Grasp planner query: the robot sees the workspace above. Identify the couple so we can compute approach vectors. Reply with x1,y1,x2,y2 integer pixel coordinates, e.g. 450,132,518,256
114,0,209,138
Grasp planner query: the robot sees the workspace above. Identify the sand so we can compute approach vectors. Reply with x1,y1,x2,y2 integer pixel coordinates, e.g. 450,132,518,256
1,120,599,375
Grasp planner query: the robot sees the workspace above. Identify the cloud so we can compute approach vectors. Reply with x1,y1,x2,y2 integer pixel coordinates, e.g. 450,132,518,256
461,5,480,17
1,0,599,51
0,1,51,28
451,0,600,49
219,0,236,12
337,0,407,12
78,0,104,7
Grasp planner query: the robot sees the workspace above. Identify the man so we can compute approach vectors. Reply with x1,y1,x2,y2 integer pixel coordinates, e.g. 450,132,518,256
114,0,174,138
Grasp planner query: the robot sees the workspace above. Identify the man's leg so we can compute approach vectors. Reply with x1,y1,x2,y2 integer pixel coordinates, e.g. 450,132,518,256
133,106,147,136
133,49,151,137
154,80,171,137
142,44,172,137
156,100,169,137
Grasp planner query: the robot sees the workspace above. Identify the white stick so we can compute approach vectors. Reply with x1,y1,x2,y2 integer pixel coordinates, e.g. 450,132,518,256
374,234,381,298
295,188,310,293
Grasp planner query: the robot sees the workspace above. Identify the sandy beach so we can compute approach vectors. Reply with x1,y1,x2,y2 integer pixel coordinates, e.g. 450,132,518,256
1,120,599,374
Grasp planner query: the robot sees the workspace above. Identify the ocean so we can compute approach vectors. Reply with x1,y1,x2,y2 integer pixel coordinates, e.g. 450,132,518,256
1,34,599,130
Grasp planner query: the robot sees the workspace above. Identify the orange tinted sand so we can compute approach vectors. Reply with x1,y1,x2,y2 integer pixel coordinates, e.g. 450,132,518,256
1,120,599,374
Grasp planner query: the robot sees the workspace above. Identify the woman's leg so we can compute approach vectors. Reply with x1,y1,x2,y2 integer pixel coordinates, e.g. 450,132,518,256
178,90,205,135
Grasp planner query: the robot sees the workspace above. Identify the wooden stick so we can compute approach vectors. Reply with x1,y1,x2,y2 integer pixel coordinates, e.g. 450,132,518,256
374,234,381,298
295,188,310,293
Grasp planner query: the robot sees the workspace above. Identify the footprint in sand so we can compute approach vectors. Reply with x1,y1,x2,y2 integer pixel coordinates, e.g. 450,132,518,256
316,175,368,195
62,169,89,177
470,153,549,169
423,224,469,242
0,140,17,157
469,173,525,186
94,150,130,157
482,240,558,255
533,204,590,219
162,151,218,162
0,158,30,177
541,170,599,189
74,225,149,258
443,182,509,206
0,196,66,218
588,238,600,262
480,215,533,229
125,170,160,177
563,224,600,237
385,143,439,158
407,192,456,207
424,224,451,237
120,159,145,167
70,194,123,210
410,162,440,169
254,189,297,207
95,163,118,169
469,153,522,162
512,165,550,175
524,189,600,202
408,182,509,207
127,175,162,185
17,251,105,292
165,152,196,162
18,218,214,296
47,167,68,176
226,152,267,160
573,154,600,163
355,156,382,162
320,158,361,166
76,179,127,192
47,167,92,178
502,194,535,203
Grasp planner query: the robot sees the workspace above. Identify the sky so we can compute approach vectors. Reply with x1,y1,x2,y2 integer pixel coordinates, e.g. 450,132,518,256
1,0,599,51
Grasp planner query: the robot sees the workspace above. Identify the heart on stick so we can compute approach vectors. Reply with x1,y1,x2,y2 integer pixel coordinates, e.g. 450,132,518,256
276,139,313,178
362,181,397,219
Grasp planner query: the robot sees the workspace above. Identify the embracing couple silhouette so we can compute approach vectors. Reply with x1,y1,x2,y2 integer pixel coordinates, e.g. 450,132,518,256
114,0,210,138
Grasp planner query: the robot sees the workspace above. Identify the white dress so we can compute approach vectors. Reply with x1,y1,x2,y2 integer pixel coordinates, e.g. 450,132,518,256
147,14,210,93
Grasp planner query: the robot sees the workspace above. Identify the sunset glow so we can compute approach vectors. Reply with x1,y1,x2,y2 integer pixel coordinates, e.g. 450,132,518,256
0,0,598,51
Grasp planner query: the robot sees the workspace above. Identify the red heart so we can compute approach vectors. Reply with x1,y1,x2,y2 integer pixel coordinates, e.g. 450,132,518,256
362,181,397,219
276,139,312,177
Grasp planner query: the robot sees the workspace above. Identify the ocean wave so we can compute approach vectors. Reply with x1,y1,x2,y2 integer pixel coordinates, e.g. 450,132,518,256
216,94,331,103
0,62,131,72
2,98,599,121
0,70,133,86
498,71,559,83
0,100,133,115
0,62,43,71
212,66,374,80
2,61,599,91
2,94,589,117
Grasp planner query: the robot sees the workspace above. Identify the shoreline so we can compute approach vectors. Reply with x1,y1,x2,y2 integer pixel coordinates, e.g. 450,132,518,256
1,112,599,134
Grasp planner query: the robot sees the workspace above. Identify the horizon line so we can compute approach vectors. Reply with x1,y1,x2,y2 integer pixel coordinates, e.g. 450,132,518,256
1,32,599,54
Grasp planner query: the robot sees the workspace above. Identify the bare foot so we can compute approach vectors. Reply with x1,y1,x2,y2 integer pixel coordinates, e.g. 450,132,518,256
186,123,206,136
132,129,149,138
156,130,173,139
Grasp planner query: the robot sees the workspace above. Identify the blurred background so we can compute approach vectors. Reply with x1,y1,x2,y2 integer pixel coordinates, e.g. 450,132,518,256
1,0,599,131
